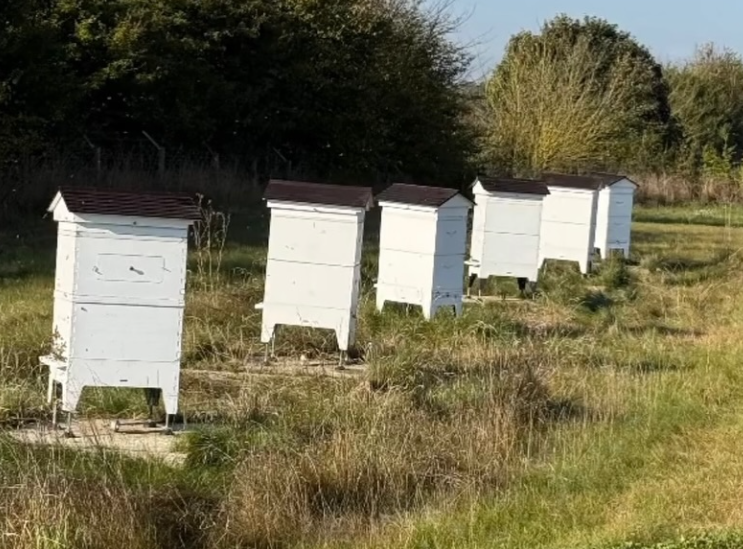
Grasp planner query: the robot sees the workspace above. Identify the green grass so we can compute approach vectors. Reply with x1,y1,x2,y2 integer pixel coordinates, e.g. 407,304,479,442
634,202,743,227
3,202,743,548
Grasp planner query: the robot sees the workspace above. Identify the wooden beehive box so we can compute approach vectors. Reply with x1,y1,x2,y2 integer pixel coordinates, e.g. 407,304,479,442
591,173,638,259
538,173,604,274
467,177,550,285
41,187,200,417
257,180,373,353
375,183,472,319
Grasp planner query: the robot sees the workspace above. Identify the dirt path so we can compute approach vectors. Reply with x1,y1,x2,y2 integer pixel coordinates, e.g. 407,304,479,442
8,418,189,465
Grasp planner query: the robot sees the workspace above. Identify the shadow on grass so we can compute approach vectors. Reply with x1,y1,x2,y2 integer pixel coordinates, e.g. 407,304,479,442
627,359,687,375
623,324,703,339
580,291,614,312
645,250,733,273
468,317,589,341
634,208,743,228
541,398,593,423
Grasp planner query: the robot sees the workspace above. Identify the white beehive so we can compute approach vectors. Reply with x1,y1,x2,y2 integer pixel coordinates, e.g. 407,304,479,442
375,183,472,319
257,179,373,358
466,177,550,286
41,187,200,419
591,173,638,259
538,173,603,275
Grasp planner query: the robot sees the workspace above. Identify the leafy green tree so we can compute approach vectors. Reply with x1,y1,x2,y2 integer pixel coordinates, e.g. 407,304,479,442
666,43,743,175
484,15,675,175
0,0,79,161
0,0,474,186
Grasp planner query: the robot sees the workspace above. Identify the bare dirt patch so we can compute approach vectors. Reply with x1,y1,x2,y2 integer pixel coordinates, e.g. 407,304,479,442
7,418,189,465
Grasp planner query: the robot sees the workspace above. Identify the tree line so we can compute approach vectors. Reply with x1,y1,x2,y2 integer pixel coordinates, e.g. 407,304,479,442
2,2,743,200
479,15,743,200
0,0,474,186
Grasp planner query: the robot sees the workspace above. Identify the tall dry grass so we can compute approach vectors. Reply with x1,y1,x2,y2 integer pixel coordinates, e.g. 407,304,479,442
634,172,743,204
0,441,215,549
4,194,743,548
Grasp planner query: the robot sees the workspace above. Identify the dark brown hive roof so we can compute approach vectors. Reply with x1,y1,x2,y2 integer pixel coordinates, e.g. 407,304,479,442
264,179,372,209
589,172,639,188
53,186,201,220
542,173,602,190
542,172,634,190
474,177,550,196
376,183,467,207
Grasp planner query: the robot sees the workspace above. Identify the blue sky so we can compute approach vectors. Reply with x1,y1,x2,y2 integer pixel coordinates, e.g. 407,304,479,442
443,0,743,79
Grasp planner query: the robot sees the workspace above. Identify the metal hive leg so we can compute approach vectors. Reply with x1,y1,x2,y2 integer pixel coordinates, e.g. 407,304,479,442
338,350,347,370
144,388,161,428
63,412,74,438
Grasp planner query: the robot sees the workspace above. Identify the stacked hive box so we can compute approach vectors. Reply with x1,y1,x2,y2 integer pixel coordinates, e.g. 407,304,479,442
42,187,200,420
467,176,550,288
375,183,472,319
591,173,638,259
256,180,373,356
538,173,603,274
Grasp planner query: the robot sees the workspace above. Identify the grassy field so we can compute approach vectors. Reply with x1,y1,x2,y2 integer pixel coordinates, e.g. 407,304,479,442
2,202,743,549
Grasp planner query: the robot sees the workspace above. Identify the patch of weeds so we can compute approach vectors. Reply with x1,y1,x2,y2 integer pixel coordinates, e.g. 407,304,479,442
596,256,633,290
642,249,734,275
580,290,615,312
604,531,743,549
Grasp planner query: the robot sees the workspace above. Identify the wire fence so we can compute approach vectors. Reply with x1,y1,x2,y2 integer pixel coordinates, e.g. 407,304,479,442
0,131,308,227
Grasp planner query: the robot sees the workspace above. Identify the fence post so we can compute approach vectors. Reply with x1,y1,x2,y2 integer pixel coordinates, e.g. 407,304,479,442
203,142,220,170
84,135,102,180
142,131,166,176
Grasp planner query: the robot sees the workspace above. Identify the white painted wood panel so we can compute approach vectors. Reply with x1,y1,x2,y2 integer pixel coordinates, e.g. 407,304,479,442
264,261,358,310
435,214,469,256
484,199,543,235
267,212,364,266
68,302,183,362
468,186,546,283
379,209,435,255
377,250,434,290
59,224,188,304
432,254,467,291
54,226,76,295
538,187,598,274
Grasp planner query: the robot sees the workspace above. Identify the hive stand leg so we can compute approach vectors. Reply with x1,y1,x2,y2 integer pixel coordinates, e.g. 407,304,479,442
335,324,351,371
578,259,591,276
421,297,438,321
51,399,59,429
46,375,55,405
161,389,179,436
467,274,478,297
60,385,82,417
58,384,83,438
335,323,352,354
144,388,161,428
64,412,74,438
161,387,179,416
453,301,464,317
375,292,387,313
262,335,276,363
163,413,173,436
517,277,528,298
261,322,276,363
